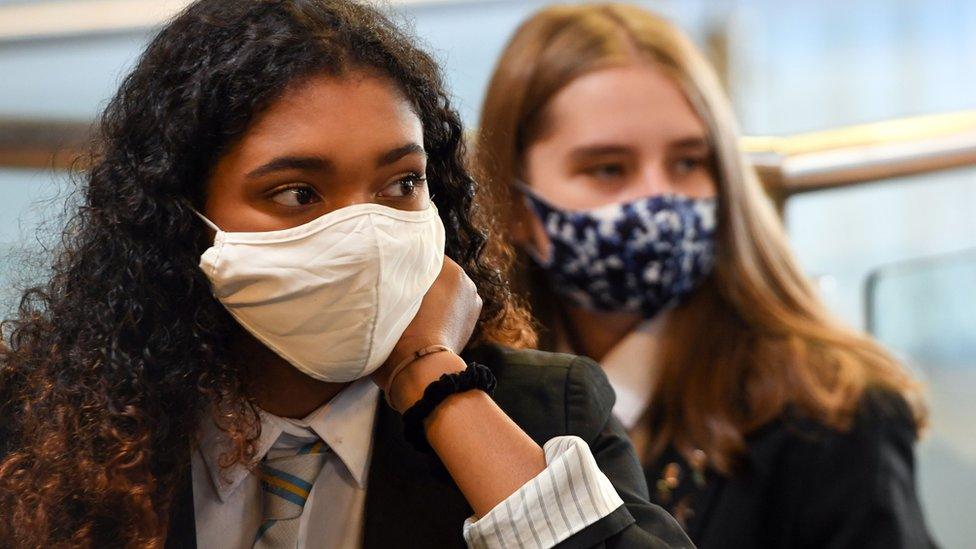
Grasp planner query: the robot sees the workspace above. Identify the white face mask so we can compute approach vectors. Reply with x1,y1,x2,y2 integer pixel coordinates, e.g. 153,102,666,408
195,203,445,382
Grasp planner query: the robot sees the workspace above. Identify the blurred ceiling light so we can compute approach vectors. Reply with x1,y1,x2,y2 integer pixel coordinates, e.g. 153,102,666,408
0,0,192,42
0,0,484,43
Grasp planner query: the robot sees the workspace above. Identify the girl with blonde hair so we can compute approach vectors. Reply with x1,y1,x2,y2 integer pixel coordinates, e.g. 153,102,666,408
475,3,935,546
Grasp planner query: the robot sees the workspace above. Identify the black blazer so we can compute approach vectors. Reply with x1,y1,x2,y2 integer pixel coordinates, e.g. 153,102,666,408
165,345,693,548
644,390,936,548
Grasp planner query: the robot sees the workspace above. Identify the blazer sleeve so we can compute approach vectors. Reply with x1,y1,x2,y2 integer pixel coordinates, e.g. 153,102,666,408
782,391,936,549
555,355,695,549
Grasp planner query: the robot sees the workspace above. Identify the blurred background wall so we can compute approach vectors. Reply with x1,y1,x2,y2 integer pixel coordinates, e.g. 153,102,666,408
0,0,973,545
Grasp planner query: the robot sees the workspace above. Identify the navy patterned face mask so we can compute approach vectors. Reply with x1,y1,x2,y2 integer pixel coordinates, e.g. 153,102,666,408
520,186,718,318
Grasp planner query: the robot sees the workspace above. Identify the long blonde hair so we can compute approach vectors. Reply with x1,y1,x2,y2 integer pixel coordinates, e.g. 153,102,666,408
473,3,925,474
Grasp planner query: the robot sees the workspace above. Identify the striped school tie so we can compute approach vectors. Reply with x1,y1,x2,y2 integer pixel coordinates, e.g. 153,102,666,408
253,439,328,548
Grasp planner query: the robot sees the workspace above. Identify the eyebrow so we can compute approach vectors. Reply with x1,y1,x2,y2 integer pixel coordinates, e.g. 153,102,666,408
569,145,633,161
376,142,426,167
246,143,426,179
669,136,711,151
569,137,711,161
246,155,332,179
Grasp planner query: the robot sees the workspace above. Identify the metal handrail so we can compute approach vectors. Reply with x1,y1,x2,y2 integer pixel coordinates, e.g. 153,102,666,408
742,111,976,209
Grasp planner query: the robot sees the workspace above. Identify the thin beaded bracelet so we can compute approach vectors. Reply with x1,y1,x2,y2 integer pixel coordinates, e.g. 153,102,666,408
383,344,453,408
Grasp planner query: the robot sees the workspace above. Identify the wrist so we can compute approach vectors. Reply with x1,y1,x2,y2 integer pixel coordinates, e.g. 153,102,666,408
384,336,443,371
388,352,467,412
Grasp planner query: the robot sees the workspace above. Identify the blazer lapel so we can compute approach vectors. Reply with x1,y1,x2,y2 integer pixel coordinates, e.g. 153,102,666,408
362,401,472,549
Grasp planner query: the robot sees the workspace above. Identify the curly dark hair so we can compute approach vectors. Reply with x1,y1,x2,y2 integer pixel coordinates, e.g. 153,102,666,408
0,1,533,546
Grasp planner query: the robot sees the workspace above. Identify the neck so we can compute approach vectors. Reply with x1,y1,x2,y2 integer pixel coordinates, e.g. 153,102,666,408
563,306,644,362
232,331,349,419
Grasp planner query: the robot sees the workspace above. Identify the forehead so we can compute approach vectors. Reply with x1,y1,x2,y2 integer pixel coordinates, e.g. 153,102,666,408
540,63,707,146
232,71,423,160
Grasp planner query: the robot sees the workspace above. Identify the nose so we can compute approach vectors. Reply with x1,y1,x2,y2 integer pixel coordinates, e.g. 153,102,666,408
635,162,672,198
328,187,376,212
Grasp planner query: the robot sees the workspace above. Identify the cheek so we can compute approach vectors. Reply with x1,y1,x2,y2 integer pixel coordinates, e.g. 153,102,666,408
203,159,249,225
523,146,564,198
202,178,234,224
683,171,719,199
202,176,274,232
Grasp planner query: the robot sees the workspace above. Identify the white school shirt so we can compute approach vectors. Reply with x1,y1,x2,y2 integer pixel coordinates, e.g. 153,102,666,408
192,378,625,549
555,313,667,431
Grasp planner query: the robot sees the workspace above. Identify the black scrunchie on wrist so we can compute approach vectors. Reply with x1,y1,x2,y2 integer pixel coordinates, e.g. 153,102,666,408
401,362,497,453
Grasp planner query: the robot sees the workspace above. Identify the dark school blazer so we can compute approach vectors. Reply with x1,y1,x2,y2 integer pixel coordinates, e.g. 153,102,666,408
165,345,694,548
643,390,936,548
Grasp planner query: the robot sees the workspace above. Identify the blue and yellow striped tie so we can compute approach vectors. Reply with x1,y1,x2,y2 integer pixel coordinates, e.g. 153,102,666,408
253,440,328,548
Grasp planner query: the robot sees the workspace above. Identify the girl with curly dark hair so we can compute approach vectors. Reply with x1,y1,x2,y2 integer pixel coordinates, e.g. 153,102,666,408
0,1,692,548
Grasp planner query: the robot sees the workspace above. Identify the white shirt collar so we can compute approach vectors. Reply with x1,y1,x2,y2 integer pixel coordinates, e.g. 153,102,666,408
555,312,667,430
198,378,380,502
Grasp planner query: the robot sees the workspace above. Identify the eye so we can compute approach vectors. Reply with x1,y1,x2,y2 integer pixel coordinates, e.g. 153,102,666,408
379,173,427,198
269,184,321,207
671,156,707,177
584,163,627,181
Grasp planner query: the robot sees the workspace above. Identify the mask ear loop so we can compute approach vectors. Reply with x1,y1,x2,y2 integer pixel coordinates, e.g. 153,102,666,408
515,180,571,211
513,180,540,203
179,198,222,232
512,181,555,267
188,206,222,233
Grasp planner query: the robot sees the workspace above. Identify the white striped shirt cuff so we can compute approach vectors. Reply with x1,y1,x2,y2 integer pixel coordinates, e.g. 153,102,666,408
462,435,625,549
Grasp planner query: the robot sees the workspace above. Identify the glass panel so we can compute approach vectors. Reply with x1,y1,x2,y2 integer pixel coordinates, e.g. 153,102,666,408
0,168,71,316
867,248,976,549
784,166,976,329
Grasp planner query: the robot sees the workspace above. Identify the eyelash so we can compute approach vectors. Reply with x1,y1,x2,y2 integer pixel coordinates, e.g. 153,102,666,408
671,156,709,175
386,172,427,197
586,163,626,178
267,172,427,208
269,183,320,205
580,161,630,182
